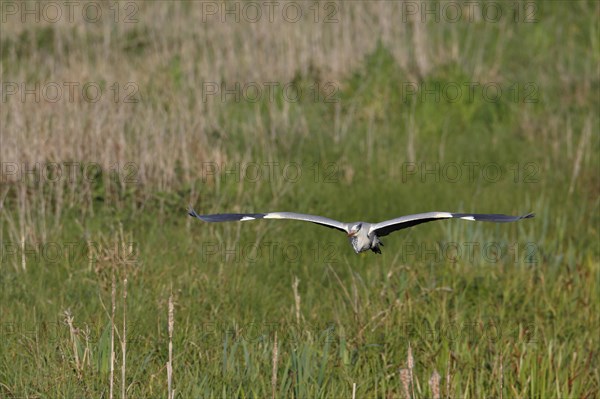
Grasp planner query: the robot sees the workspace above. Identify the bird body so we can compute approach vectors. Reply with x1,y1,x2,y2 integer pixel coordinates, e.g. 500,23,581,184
189,208,534,254
347,223,384,254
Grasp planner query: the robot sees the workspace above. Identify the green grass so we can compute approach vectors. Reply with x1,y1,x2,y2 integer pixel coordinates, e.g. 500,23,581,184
1,1,599,398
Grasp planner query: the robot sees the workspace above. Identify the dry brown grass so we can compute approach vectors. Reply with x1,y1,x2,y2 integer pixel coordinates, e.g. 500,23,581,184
1,1,470,192
271,330,278,399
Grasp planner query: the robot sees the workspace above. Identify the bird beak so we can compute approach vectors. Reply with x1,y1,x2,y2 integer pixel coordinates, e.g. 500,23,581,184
347,231,356,237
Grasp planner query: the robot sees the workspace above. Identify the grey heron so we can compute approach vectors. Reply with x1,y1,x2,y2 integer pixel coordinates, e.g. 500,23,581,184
188,208,534,254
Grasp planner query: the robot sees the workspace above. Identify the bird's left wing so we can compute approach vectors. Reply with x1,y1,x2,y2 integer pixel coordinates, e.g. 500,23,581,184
370,212,534,237
188,208,349,233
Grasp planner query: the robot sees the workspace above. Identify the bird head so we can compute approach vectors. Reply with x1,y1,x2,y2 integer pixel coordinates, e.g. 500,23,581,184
347,223,362,237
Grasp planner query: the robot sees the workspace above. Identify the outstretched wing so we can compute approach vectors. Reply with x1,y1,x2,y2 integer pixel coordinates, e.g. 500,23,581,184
188,208,349,233
370,212,534,237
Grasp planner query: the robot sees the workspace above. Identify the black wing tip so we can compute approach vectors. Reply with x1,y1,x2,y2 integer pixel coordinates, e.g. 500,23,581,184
187,206,212,221
188,206,199,218
451,212,535,222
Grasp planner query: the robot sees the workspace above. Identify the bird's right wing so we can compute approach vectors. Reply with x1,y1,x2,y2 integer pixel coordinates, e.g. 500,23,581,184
370,212,534,237
188,208,349,233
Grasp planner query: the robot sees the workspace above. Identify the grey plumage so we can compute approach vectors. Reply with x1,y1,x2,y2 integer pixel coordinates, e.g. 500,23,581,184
188,207,534,254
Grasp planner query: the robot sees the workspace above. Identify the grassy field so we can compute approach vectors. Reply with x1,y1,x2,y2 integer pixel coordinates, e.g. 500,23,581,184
1,1,598,398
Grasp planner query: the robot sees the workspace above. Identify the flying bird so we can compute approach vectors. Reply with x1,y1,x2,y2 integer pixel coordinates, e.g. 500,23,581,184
188,208,534,254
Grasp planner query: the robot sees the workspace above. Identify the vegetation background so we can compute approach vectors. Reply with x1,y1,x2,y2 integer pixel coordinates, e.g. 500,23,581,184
1,1,598,397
